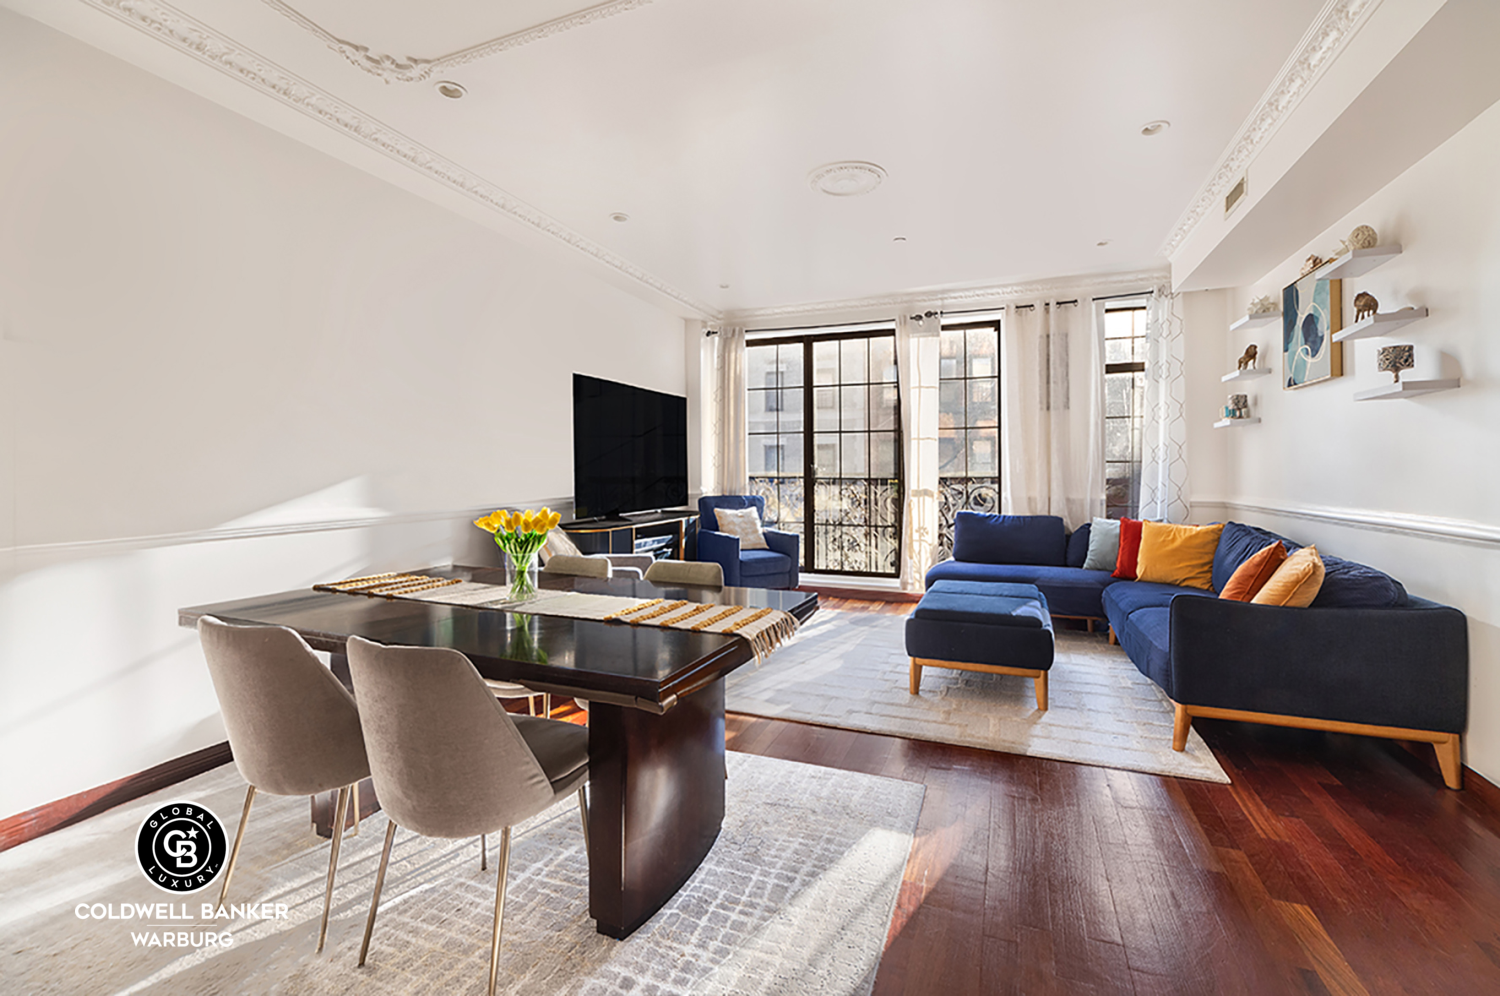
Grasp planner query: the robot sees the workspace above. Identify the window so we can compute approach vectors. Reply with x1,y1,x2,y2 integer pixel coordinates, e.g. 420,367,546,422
1103,303,1148,519
746,329,902,577
937,319,1001,559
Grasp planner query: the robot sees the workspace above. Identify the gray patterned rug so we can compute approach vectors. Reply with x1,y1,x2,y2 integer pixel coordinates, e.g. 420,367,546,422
729,609,1229,784
0,753,922,995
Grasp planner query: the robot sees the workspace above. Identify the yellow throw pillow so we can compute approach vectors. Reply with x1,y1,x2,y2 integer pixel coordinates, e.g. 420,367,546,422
1251,545,1325,607
1134,522,1224,591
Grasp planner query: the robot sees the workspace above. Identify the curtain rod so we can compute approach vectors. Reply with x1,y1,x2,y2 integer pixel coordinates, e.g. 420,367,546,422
739,287,1153,333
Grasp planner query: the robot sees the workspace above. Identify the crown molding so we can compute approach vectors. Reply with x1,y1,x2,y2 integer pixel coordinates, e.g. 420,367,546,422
260,0,654,84
77,0,719,319
728,267,1169,325
1158,0,1381,260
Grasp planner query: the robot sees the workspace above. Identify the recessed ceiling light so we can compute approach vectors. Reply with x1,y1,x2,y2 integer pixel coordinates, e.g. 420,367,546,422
1097,239,1112,247
610,212,629,223
1140,120,1170,137
434,80,466,99
719,283,730,289
809,161,887,197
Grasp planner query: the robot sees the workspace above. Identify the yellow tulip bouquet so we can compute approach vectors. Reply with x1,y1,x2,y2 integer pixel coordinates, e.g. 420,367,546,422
474,507,562,600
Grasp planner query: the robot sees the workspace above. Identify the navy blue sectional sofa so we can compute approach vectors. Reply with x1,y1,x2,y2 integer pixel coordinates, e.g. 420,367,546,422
926,512,1469,787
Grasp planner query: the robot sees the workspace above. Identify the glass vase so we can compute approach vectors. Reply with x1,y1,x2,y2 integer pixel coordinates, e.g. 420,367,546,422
504,551,540,601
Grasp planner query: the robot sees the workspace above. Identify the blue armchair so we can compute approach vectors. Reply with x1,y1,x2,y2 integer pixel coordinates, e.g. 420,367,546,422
696,496,800,589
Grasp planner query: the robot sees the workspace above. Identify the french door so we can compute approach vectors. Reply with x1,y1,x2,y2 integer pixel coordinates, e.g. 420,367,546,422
746,329,903,577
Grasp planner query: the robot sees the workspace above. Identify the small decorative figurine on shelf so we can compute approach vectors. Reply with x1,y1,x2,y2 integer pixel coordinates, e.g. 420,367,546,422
1300,254,1326,277
1225,393,1251,419
1247,295,1277,316
1377,344,1415,383
1348,224,1378,250
1237,344,1259,370
1353,292,1379,323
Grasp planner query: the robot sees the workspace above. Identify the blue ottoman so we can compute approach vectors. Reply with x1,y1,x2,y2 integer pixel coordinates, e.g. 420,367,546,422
905,580,1056,710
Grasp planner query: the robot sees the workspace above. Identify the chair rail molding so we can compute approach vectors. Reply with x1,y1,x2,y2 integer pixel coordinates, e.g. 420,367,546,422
1200,497,1500,548
259,0,655,84
74,0,718,320
1158,0,1382,259
1,497,575,558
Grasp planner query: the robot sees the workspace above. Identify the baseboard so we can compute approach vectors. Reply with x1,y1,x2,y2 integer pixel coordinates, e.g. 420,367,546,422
0,742,234,854
798,583,921,603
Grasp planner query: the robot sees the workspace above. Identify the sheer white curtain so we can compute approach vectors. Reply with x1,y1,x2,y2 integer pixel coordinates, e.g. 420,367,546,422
1139,286,1191,522
895,310,941,592
999,298,1103,529
714,326,747,496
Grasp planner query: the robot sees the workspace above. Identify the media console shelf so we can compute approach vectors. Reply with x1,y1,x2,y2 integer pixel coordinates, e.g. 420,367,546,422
562,508,698,561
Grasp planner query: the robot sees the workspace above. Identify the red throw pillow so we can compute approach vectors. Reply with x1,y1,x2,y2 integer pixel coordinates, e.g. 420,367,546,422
1112,518,1144,580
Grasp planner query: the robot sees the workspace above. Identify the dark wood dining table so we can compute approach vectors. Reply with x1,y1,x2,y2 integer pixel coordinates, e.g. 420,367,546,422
179,565,818,939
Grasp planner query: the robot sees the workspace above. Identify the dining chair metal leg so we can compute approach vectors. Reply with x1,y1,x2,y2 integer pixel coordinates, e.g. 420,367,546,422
218,784,257,908
358,821,398,968
480,833,487,871
487,826,512,996
316,785,350,954
576,785,589,856
350,781,361,836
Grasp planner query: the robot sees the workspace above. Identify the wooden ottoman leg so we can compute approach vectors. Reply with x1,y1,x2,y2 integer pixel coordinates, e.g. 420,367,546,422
909,658,922,695
1034,672,1048,711
1172,702,1192,752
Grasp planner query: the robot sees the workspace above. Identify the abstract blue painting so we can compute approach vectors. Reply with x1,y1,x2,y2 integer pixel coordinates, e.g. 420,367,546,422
1282,272,1343,389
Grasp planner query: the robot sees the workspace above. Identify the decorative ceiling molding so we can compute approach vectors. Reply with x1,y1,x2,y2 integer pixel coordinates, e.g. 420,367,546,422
728,267,1170,326
259,0,654,84
1158,0,1381,260
79,0,719,319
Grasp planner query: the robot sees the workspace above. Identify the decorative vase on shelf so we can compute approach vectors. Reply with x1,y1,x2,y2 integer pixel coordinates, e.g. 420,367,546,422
474,507,561,602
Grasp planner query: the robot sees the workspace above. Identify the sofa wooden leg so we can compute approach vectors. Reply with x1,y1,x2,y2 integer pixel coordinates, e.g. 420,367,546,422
909,658,922,695
1107,627,1117,646
1434,734,1463,790
1086,618,1095,633
1034,673,1048,712
1172,703,1191,752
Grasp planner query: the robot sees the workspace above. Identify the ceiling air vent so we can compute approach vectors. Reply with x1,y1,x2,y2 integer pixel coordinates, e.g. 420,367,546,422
1225,174,1248,217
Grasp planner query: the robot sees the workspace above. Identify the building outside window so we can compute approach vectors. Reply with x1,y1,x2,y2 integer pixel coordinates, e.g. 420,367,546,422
937,319,1001,559
1103,302,1148,519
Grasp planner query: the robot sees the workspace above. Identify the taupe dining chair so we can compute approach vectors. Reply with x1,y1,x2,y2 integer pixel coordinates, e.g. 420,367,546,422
197,616,371,954
346,637,590,996
644,559,724,588
541,554,611,578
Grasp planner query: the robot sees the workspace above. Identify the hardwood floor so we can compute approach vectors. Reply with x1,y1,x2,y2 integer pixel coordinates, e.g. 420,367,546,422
725,597,1500,996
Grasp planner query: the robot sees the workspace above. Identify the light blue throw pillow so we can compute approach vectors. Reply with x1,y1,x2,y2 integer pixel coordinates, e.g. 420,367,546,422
1081,517,1121,571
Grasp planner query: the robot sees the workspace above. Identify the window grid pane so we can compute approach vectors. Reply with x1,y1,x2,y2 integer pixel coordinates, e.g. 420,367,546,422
937,320,1003,560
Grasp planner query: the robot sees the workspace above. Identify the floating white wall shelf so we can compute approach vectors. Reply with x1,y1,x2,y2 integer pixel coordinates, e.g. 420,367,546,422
1332,306,1428,343
1221,367,1271,382
1315,244,1403,280
1229,312,1280,331
1353,378,1459,401
1213,417,1261,428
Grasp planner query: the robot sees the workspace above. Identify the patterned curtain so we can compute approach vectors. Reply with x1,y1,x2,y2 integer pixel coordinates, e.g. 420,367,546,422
714,327,748,496
1139,286,1191,522
895,310,941,592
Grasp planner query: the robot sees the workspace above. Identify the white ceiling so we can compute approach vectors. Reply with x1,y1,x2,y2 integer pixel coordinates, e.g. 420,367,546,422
26,0,1331,315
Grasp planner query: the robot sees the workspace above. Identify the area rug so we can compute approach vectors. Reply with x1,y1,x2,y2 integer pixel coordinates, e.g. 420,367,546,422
0,753,923,996
728,609,1230,784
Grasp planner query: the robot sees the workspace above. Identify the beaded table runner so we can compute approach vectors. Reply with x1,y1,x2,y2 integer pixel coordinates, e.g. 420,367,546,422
314,574,801,663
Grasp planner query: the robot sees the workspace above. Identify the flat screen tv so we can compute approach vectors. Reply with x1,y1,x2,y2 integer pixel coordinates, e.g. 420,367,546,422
572,374,688,519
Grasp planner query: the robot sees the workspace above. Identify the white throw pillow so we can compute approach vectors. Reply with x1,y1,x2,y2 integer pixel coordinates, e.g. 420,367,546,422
713,506,770,550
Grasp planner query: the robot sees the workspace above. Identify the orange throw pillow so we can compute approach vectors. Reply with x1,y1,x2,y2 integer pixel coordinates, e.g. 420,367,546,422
1112,518,1144,579
1135,522,1224,591
1251,545,1325,607
1219,541,1287,601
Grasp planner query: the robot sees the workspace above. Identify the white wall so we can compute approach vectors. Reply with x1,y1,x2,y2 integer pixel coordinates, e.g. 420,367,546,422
0,9,687,818
1212,98,1500,781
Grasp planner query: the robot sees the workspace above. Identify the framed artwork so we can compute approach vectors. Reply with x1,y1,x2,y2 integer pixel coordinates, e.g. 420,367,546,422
1282,273,1342,389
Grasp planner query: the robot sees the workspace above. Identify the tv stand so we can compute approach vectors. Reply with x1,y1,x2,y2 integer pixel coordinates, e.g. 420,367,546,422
562,507,698,561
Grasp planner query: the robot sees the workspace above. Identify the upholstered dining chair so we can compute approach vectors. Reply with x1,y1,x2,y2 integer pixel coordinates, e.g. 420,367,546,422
644,559,724,588
197,616,371,954
696,495,800,589
542,529,651,579
346,637,590,996
542,554,612,578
